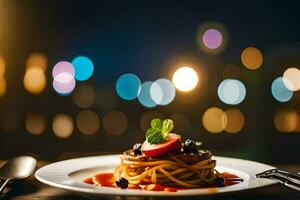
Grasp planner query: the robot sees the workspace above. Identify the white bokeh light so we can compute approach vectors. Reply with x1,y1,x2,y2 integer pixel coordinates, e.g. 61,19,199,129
150,79,176,106
218,79,246,105
172,67,199,92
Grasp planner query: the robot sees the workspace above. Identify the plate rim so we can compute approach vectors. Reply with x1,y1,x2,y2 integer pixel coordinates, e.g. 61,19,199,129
35,154,277,197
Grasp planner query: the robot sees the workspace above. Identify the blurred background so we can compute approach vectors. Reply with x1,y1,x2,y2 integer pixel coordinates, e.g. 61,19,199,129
0,0,299,164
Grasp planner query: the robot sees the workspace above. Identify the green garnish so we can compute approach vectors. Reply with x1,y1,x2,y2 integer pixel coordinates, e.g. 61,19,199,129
146,118,174,144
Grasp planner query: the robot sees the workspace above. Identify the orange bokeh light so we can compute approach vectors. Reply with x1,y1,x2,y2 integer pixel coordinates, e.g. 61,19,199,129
202,107,227,133
274,109,297,133
241,47,263,70
26,52,48,72
23,67,46,94
224,109,245,134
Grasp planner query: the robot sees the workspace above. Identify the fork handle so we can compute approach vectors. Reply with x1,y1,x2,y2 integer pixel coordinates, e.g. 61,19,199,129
285,182,300,192
276,170,300,184
270,176,300,192
282,179,300,192
0,179,11,195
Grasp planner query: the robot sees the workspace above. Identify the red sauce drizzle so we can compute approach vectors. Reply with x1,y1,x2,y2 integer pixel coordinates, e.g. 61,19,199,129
83,177,93,184
83,172,243,192
222,172,243,186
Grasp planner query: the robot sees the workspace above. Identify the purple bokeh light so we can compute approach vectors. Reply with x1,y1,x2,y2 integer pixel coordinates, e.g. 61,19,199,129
202,28,222,49
54,72,74,83
52,61,75,78
53,78,76,95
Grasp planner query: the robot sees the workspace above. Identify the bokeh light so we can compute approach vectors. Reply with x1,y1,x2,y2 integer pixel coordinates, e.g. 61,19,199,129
52,113,74,138
25,112,46,135
197,21,228,54
140,111,164,131
172,67,199,92
0,77,6,97
53,71,74,83
73,84,95,108
271,77,293,102
274,109,297,133
293,111,300,133
26,52,48,72
224,109,245,134
283,67,300,91
217,79,246,105
53,73,76,95
0,56,5,76
202,107,227,133
71,56,94,81
76,110,100,135
103,110,128,136
52,61,76,95
241,47,263,70
116,73,141,100
202,29,222,49
0,57,6,97
150,78,176,105
52,61,75,78
96,86,118,110
23,67,47,94
137,81,157,108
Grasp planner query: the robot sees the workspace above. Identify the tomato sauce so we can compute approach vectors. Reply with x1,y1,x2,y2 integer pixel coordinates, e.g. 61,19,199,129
222,172,243,186
83,172,243,192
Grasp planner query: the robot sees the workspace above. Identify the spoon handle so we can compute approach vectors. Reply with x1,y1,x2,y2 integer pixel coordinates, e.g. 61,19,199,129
0,179,11,195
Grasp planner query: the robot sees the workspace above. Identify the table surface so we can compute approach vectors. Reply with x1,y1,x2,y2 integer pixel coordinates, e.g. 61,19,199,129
0,160,299,200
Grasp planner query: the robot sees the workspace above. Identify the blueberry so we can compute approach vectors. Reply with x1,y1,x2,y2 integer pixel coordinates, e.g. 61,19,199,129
116,177,129,189
183,139,198,153
133,143,142,155
214,176,225,187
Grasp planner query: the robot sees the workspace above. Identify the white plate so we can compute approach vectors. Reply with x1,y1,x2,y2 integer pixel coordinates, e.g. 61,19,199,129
35,155,276,199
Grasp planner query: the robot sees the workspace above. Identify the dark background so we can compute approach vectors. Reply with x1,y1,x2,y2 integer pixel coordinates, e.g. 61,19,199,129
0,0,299,163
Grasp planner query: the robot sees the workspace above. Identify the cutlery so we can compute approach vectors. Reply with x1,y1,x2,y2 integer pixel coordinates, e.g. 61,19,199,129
256,168,300,191
0,156,37,195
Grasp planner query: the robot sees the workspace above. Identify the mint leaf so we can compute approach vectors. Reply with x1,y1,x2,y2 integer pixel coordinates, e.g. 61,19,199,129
145,127,160,138
145,128,153,138
162,119,174,134
151,118,162,130
147,132,164,144
145,118,174,144
145,118,163,138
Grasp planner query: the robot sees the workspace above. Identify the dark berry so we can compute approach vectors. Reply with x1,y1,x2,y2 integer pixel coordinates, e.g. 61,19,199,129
183,139,198,153
133,143,142,155
214,176,225,187
116,177,129,189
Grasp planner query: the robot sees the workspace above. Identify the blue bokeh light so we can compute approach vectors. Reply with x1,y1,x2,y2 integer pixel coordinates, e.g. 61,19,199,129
150,79,176,106
71,56,94,81
217,79,246,105
271,77,293,102
138,81,157,108
116,73,141,100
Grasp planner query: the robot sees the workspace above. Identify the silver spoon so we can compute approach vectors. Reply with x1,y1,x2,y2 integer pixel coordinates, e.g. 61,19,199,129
0,156,37,195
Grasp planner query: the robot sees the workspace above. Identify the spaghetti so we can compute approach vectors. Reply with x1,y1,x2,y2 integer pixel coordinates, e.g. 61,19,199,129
114,152,219,188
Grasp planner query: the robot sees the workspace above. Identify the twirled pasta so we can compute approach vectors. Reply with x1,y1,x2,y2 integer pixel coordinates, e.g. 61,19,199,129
114,155,219,188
